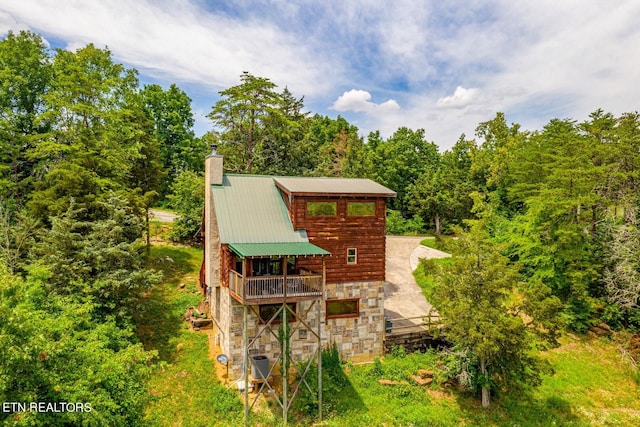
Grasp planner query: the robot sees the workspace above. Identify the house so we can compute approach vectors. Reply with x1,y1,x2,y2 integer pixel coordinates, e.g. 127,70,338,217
201,150,396,378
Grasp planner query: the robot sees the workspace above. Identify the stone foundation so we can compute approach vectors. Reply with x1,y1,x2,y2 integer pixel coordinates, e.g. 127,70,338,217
213,281,384,377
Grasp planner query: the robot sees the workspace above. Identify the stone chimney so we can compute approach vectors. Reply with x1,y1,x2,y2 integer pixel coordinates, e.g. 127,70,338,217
204,145,222,297
206,144,223,186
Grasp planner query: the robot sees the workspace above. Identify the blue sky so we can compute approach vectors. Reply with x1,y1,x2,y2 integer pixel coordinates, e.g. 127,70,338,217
2,0,640,150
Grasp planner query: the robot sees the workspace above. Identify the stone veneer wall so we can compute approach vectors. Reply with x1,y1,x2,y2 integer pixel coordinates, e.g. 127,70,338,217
324,280,385,364
222,281,385,378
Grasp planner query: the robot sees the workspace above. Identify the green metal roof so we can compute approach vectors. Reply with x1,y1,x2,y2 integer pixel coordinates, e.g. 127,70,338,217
228,242,330,258
274,176,396,197
211,175,309,244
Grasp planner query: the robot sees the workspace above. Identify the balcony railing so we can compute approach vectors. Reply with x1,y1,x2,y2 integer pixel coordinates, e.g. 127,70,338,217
229,270,323,304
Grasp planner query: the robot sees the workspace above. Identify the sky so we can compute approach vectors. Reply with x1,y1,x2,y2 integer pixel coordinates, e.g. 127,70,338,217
2,0,640,151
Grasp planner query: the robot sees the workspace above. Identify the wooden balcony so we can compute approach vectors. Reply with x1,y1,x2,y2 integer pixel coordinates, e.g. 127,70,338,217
228,269,323,304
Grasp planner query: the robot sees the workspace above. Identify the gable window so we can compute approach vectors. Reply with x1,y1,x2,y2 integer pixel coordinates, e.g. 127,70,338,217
259,303,297,324
347,202,376,216
347,248,357,264
306,201,337,216
326,299,359,319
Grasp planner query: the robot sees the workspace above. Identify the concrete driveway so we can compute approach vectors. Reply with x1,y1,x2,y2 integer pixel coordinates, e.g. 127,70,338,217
384,236,450,331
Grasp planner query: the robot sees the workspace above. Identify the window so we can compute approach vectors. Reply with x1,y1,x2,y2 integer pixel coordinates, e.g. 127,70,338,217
306,201,337,216
347,248,357,264
259,303,296,324
326,299,359,319
347,202,376,216
252,258,281,276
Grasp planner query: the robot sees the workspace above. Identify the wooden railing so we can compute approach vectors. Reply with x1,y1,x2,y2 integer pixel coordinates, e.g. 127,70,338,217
384,311,441,336
228,270,323,303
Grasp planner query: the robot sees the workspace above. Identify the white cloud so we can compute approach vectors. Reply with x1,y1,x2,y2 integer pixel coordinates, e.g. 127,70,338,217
0,0,337,96
0,10,26,34
436,86,480,109
3,0,640,150
331,89,400,114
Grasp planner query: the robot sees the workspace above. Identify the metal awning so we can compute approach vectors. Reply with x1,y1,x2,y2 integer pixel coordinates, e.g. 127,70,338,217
228,242,330,258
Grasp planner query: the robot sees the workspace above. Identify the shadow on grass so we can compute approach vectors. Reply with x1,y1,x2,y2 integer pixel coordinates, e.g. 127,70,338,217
135,245,203,362
283,345,367,425
451,387,580,426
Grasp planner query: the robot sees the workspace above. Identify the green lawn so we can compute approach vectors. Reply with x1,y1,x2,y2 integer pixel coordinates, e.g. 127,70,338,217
316,336,640,426
420,236,438,249
137,245,244,427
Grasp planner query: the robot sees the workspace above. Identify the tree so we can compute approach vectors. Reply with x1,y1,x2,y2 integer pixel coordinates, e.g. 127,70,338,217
431,213,561,407
167,170,205,242
140,83,206,193
31,195,161,320
28,43,143,221
258,87,311,176
471,112,526,215
0,31,51,206
208,72,285,174
370,127,439,214
503,117,608,330
0,201,39,274
409,136,475,234
0,264,155,426
126,93,166,249
603,216,640,310
305,115,371,177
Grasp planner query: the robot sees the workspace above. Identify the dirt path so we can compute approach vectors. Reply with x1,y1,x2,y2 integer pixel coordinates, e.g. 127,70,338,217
150,209,178,223
384,236,450,330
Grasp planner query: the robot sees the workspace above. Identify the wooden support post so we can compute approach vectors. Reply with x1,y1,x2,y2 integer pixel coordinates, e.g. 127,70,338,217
241,258,247,302
318,299,323,422
243,304,249,427
283,300,288,426
282,256,287,299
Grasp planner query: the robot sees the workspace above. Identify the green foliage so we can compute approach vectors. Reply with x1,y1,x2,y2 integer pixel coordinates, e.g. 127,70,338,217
369,127,440,214
209,71,311,176
385,209,425,235
28,43,144,221
0,265,156,426
413,257,453,301
167,170,204,242
391,344,407,358
305,115,371,178
140,83,206,196
408,136,476,234
0,201,40,274
0,31,51,206
431,217,562,407
31,195,162,320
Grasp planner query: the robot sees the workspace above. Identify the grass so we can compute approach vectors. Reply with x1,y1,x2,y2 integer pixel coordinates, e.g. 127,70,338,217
137,244,244,426
413,253,453,301
531,335,640,426
420,236,438,249
314,336,640,426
